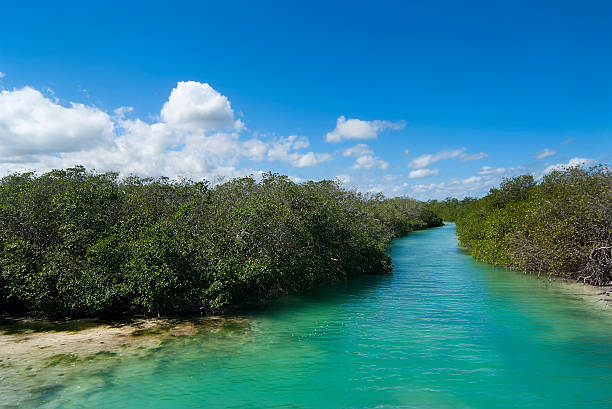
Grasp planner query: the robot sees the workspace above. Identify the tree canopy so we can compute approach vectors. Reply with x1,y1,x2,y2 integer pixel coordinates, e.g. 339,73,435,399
456,166,611,285
0,167,442,318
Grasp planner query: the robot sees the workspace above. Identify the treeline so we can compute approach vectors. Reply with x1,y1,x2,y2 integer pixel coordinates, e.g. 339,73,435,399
0,167,441,318
426,197,477,221
456,166,611,285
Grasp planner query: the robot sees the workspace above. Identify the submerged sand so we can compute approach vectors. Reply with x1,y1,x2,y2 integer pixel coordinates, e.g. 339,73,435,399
0,316,252,364
551,280,612,310
0,316,251,408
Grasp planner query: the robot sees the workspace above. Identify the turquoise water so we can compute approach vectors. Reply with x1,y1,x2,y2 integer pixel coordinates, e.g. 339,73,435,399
6,223,612,408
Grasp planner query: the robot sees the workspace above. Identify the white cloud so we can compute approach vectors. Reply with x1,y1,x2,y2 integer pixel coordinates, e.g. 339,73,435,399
0,72,5,78
293,151,333,168
383,174,401,182
536,148,556,159
409,147,487,168
160,81,243,132
0,82,334,180
460,152,488,161
407,168,439,179
462,176,482,184
267,135,332,168
352,155,388,170
242,139,268,161
341,143,387,171
543,157,595,174
0,87,114,157
113,106,134,118
325,116,405,142
343,143,373,157
411,174,497,199
478,166,506,175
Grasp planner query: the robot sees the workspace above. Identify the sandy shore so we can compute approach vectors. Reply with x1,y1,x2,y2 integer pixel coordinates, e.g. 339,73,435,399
550,279,612,311
1,279,609,365
0,315,251,407
0,316,249,361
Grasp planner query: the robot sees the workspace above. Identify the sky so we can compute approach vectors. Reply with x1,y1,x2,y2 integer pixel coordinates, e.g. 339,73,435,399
0,0,610,199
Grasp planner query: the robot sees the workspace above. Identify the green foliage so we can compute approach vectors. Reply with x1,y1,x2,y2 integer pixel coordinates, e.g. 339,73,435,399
0,168,441,318
456,166,611,285
426,197,476,221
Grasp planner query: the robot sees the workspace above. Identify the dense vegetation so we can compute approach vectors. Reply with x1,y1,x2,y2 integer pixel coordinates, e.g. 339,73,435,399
456,166,611,285
426,197,477,221
0,167,442,318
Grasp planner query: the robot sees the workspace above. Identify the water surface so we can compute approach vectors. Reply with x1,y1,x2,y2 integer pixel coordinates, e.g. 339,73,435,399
3,223,611,408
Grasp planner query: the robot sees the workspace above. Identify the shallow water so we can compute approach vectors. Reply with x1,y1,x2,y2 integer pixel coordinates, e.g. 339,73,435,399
2,223,611,408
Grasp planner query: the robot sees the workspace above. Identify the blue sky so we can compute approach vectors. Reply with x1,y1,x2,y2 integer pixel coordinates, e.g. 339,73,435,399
0,0,610,199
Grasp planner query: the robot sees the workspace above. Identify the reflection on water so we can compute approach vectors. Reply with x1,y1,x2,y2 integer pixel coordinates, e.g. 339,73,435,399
1,223,611,408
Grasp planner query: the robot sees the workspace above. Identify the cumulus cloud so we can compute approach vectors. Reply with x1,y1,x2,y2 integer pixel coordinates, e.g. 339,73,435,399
242,139,268,161
0,82,333,180
160,81,243,132
0,72,6,78
341,143,388,171
267,135,333,168
351,155,388,170
326,116,405,142
0,87,114,157
343,143,373,157
536,148,556,159
409,147,487,168
543,157,595,174
407,168,439,179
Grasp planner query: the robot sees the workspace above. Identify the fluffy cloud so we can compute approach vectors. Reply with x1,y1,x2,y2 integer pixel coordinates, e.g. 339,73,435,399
352,155,388,170
267,135,333,168
293,152,333,167
409,147,487,168
0,72,6,78
160,81,243,132
0,87,114,157
543,157,595,174
326,116,405,142
341,143,388,171
242,139,268,161
0,82,333,180
536,148,556,159
407,168,439,179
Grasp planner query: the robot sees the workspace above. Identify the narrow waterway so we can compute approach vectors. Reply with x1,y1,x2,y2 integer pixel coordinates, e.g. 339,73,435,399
2,223,611,408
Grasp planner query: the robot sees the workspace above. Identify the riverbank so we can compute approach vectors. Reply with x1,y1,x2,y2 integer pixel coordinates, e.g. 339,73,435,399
553,279,612,310
0,315,248,361
2,277,610,364
455,167,611,286
1,272,609,387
